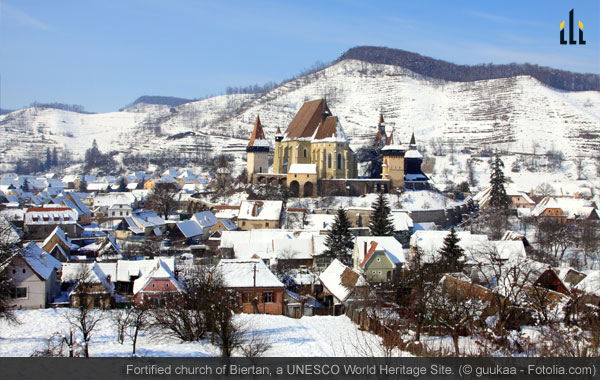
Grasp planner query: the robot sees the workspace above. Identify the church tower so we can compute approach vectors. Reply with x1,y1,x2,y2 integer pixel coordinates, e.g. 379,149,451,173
246,115,269,179
381,128,405,190
374,113,387,149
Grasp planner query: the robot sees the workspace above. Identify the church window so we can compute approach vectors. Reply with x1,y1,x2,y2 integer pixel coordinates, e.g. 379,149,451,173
327,154,332,169
337,153,342,170
303,148,307,158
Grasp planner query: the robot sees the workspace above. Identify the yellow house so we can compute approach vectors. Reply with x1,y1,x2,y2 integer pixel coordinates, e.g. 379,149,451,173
273,99,357,180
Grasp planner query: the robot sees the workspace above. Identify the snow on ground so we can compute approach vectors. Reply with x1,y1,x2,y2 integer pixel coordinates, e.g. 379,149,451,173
0,309,405,357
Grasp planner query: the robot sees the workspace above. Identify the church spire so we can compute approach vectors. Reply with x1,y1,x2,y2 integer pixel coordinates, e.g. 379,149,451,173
409,131,416,147
247,115,269,152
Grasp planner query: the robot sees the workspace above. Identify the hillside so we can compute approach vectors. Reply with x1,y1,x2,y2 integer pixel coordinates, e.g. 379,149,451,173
338,46,600,91
0,59,599,173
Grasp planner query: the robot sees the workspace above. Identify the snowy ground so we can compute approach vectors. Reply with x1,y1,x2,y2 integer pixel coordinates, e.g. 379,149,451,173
0,309,409,357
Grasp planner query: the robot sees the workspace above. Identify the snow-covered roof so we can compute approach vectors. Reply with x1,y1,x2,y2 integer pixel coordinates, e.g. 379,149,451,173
175,220,204,238
288,164,317,174
42,226,72,249
238,200,283,221
93,192,137,208
25,207,77,225
20,242,61,281
305,213,336,231
319,259,369,303
62,262,114,294
217,259,284,288
410,230,490,264
574,271,600,297
130,210,165,229
191,211,218,228
218,218,237,231
219,229,325,261
133,259,184,294
531,196,597,220
114,258,175,283
404,149,423,159
391,211,413,231
355,236,405,267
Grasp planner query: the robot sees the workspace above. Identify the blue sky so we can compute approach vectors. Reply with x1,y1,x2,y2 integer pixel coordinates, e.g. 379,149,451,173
1,0,598,112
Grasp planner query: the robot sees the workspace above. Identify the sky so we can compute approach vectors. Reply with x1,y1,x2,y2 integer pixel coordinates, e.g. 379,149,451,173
1,0,599,113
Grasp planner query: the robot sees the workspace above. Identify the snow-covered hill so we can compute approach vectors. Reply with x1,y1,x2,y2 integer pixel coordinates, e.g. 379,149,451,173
1,59,598,172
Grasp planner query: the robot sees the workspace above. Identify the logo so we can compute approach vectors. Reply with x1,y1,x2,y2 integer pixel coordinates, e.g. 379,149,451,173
560,9,585,45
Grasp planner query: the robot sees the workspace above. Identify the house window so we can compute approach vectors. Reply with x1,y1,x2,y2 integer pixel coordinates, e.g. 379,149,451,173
120,211,123,216
266,222,269,227
263,291,273,303
93,297,101,308
11,287,27,299
165,283,169,288
378,271,382,275
152,283,156,288
22,269,26,274
242,221,246,226
372,270,376,275
242,292,253,304
376,257,381,262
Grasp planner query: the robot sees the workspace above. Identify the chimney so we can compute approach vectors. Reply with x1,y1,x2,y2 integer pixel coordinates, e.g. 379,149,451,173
252,202,259,217
363,241,367,256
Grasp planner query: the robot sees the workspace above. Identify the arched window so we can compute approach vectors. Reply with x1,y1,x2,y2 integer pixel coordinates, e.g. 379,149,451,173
327,153,332,169
303,148,307,158
337,153,342,170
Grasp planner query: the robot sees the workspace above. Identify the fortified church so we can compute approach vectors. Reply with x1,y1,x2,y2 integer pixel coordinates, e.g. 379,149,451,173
246,99,427,197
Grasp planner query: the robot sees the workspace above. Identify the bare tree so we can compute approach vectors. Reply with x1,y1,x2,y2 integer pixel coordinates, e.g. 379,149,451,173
146,182,180,219
426,277,488,356
126,303,149,356
579,220,599,268
473,249,536,336
573,158,586,180
66,264,105,357
535,183,555,199
0,217,20,324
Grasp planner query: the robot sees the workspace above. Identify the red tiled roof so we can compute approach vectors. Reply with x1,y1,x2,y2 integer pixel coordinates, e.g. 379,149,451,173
247,115,266,147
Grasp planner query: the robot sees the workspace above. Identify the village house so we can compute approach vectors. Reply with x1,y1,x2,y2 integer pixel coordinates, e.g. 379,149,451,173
24,207,80,239
133,259,184,306
217,259,286,315
353,236,406,282
115,209,166,239
237,200,283,230
62,262,114,309
219,229,326,267
531,196,599,223
319,259,370,315
41,226,77,262
4,242,62,309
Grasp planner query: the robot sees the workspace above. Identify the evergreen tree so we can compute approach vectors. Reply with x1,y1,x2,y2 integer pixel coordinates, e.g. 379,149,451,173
52,147,58,166
488,155,510,210
323,207,354,265
45,148,52,170
438,227,465,273
368,193,395,236
118,176,127,192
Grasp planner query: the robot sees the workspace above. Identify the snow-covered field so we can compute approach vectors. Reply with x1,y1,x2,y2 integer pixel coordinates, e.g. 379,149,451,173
0,309,407,357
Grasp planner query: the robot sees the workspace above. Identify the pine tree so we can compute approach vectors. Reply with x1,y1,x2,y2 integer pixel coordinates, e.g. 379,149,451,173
45,148,52,170
438,227,465,273
368,193,395,236
52,147,58,166
323,207,354,265
118,176,127,192
488,155,510,210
